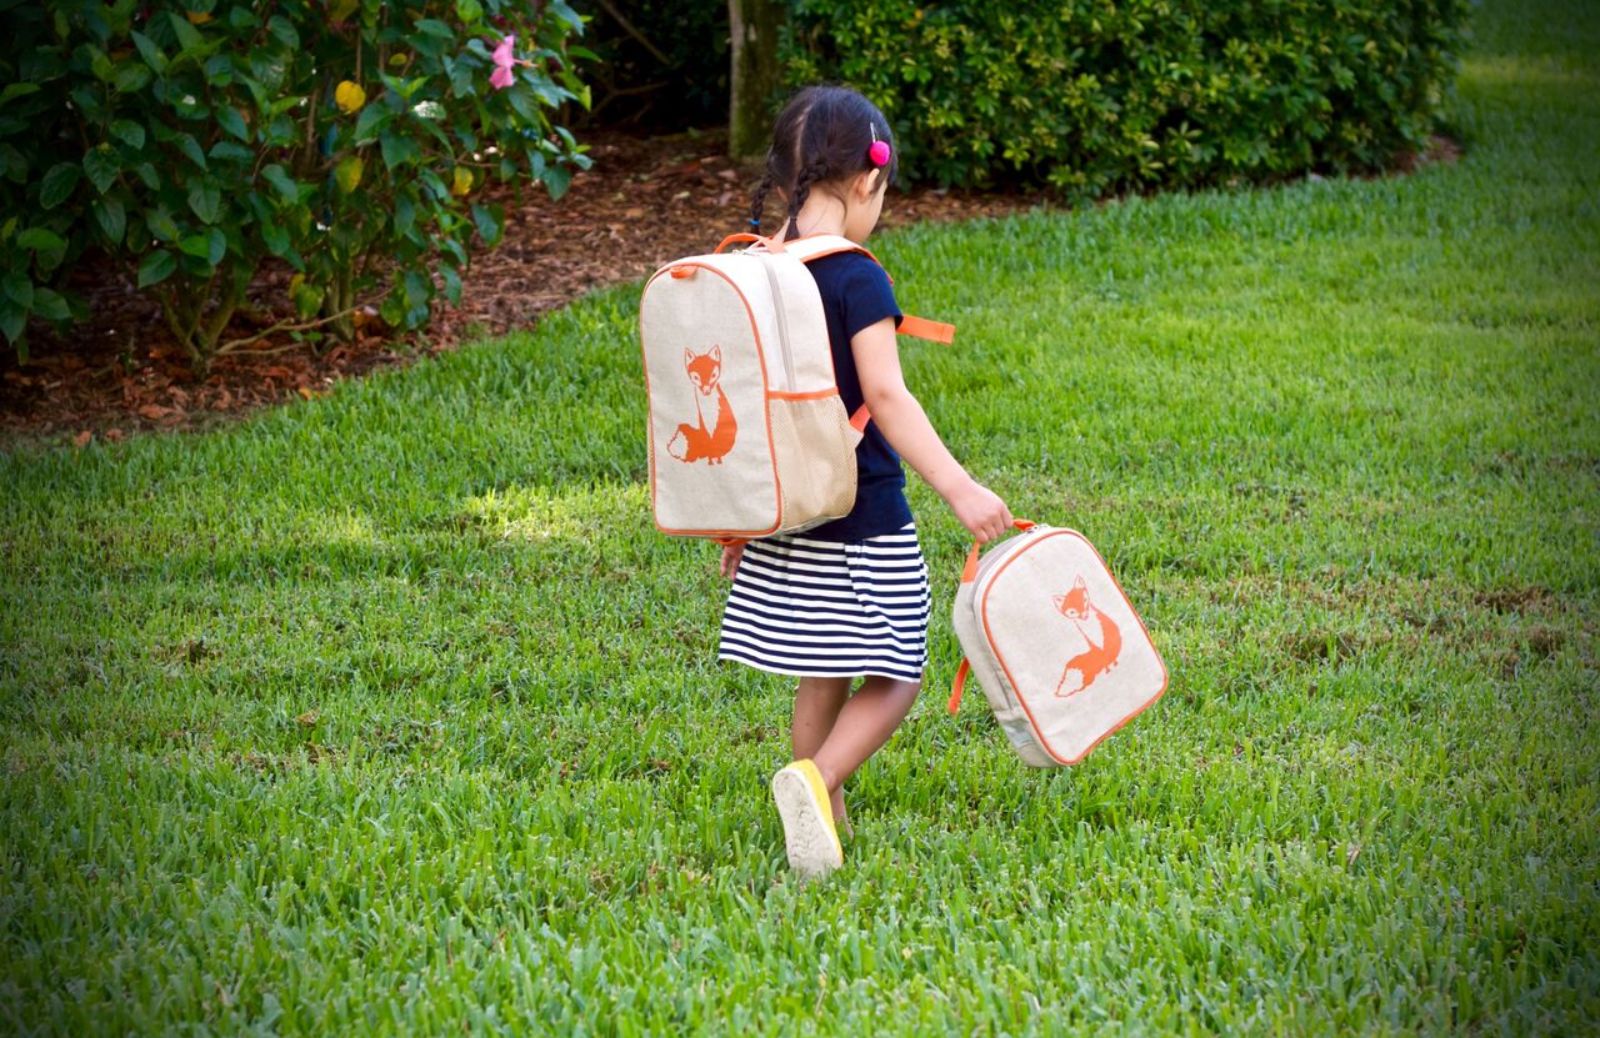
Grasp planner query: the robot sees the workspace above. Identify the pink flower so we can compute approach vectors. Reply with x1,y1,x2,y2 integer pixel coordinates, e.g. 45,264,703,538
491,34,518,90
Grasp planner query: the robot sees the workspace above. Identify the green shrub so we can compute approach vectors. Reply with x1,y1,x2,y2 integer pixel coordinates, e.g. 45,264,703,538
0,0,591,368
783,0,1468,194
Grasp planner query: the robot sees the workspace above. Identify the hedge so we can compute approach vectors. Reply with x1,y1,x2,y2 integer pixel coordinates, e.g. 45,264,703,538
782,0,1469,194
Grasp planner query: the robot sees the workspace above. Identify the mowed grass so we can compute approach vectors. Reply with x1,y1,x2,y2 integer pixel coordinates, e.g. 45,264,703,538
3,1,1597,1033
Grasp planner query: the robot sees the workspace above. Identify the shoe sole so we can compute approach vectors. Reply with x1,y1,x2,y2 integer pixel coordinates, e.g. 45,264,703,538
772,766,843,878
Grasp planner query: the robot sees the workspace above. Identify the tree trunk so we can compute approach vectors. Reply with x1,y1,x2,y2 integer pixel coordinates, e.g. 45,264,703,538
728,0,784,160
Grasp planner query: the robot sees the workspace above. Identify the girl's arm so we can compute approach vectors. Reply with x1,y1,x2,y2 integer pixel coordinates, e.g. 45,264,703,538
852,317,1013,543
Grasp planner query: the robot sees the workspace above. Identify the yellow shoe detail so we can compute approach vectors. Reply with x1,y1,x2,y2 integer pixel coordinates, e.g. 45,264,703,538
792,759,842,860
771,759,844,876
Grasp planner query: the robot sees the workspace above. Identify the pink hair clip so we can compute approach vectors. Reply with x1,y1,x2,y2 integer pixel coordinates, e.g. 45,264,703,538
868,126,891,168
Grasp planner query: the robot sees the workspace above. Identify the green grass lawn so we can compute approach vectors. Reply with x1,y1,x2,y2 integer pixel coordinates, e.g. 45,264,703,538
3,1,1597,1033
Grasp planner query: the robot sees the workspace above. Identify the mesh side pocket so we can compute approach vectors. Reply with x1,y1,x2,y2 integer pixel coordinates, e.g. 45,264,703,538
769,395,859,534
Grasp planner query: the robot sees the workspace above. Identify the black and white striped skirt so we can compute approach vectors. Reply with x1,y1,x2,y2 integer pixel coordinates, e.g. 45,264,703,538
718,523,931,683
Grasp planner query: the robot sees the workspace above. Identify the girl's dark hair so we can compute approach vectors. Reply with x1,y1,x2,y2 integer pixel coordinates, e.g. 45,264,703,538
749,85,897,242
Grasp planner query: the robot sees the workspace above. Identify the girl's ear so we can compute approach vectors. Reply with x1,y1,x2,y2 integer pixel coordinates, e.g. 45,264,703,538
859,168,882,199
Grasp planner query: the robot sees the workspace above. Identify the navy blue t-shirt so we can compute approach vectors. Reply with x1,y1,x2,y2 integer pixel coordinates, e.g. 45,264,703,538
803,251,912,541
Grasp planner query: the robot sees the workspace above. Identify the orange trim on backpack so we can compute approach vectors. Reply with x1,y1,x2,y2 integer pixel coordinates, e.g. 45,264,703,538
769,388,841,402
897,314,955,344
641,261,785,540
973,528,1170,766
849,404,871,433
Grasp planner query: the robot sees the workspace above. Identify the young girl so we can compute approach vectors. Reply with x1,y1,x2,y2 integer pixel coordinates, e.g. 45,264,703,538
717,86,1012,878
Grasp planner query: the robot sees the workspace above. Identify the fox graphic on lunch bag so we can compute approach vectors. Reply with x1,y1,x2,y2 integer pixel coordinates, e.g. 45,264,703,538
640,232,955,540
949,522,1167,767
667,346,738,465
1053,576,1122,698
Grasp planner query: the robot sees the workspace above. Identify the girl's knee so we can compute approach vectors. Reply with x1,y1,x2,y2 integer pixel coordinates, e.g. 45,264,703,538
796,675,851,700
866,675,921,701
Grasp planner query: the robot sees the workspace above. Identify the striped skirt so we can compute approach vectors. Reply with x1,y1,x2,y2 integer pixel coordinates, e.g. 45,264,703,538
718,523,931,683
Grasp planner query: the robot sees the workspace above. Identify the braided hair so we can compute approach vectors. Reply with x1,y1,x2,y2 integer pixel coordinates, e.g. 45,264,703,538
747,86,898,241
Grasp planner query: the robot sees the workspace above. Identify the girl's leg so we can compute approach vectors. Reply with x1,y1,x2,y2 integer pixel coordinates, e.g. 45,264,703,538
792,676,852,825
811,675,920,801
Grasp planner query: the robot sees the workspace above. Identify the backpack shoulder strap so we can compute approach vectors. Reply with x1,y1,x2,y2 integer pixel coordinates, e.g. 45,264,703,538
780,234,955,344
782,233,884,269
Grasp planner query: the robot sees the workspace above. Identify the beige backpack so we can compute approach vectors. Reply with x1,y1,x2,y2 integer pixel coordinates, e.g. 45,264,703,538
948,521,1168,767
639,232,952,540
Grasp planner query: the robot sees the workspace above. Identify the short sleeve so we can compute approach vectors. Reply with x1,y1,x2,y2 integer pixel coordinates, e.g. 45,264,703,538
840,258,903,340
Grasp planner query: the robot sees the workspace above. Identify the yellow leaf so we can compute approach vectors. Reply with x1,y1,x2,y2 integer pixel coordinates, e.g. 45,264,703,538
451,167,474,197
186,10,213,24
288,273,305,298
335,155,364,194
334,80,367,115
329,0,360,22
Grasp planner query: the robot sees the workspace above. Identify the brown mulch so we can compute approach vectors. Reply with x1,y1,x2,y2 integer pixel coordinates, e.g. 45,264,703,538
0,128,1044,446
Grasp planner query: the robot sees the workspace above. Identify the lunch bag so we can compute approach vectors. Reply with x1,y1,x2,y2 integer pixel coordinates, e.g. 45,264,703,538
639,232,953,540
948,521,1168,767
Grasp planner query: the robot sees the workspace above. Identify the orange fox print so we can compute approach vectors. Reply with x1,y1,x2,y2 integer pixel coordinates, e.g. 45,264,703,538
1053,576,1122,698
667,345,738,464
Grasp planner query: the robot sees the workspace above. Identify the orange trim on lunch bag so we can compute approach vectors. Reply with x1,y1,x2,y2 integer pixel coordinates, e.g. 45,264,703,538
897,314,956,344
769,388,841,402
670,265,696,279
960,545,981,583
948,657,971,715
641,261,785,540
849,404,871,433
974,528,1169,766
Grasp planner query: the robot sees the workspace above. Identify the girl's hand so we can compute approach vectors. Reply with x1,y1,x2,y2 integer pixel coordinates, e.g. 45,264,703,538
948,479,1012,544
719,541,747,579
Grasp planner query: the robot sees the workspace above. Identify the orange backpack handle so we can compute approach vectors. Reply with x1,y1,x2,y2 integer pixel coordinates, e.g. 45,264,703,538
949,518,1036,715
714,233,786,254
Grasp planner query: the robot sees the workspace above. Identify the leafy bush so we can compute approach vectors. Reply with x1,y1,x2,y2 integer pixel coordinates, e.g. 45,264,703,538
783,0,1468,194
0,0,591,368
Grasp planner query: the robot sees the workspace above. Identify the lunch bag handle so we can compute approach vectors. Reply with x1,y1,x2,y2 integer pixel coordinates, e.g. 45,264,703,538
948,519,1036,715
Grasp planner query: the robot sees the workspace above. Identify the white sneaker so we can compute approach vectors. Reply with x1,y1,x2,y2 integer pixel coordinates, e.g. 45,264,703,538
771,759,844,878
